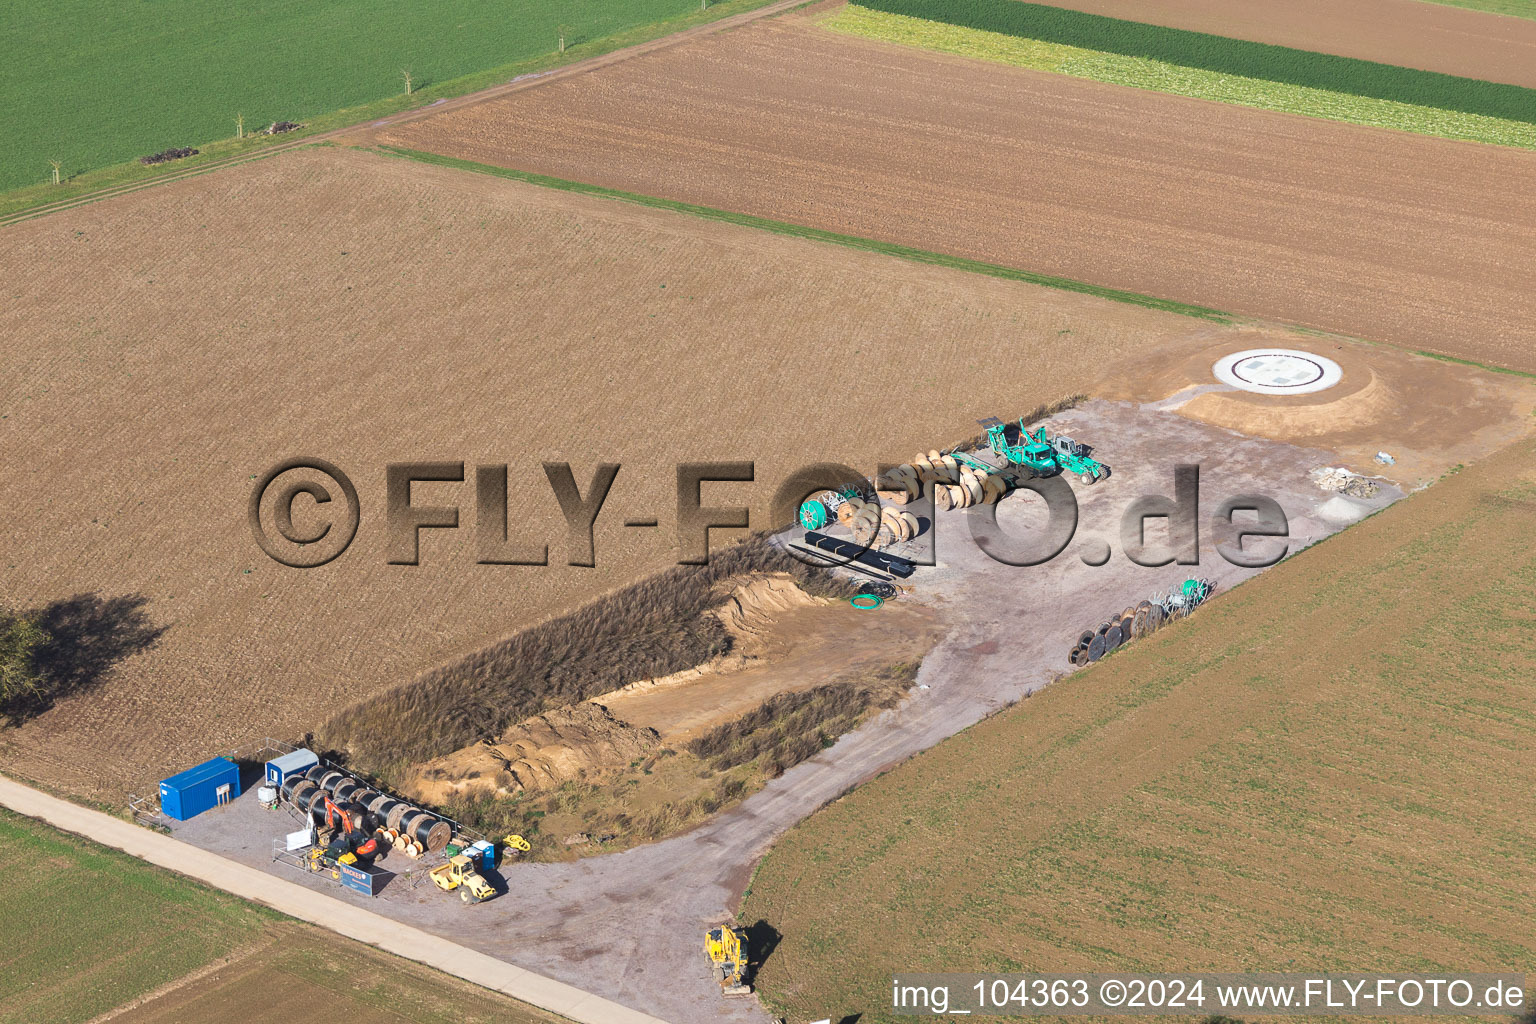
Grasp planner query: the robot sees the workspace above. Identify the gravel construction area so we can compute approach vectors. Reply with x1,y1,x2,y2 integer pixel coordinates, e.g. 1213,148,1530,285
1026,0,1536,89
171,399,1406,1024
371,11,1536,370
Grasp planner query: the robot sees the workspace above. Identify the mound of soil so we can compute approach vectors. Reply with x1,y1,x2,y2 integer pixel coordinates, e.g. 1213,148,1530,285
1098,332,1536,486
139,147,198,165
406,702,660,805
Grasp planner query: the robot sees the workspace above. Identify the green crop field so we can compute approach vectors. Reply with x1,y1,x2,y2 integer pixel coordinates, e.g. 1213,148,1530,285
0,808,273,1024
829,7,1536,149
855,0,1536,125
0,807,559,1024
740,441,1536,1024
1421,0,1536,18
0,0,768,194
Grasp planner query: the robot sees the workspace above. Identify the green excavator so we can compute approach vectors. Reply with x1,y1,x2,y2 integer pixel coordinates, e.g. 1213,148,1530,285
984,420,1108,484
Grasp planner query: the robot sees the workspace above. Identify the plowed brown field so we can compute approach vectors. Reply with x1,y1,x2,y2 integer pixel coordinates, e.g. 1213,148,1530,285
1036,0,1536,88
0,144,1290,799
373,13,1536,371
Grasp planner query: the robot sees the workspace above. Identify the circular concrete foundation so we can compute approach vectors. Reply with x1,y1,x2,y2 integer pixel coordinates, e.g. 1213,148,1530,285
1213,349,1343,395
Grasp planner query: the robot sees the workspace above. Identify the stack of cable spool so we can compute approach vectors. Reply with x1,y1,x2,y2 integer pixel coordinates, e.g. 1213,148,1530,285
385,802,414,833
877,506,920,547
880,451,1007,511
1068,601,1161,666
288,780,326,822
837,495,883,546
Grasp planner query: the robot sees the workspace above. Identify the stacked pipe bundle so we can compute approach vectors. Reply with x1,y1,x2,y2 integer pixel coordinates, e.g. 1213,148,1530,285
879,451,1007,512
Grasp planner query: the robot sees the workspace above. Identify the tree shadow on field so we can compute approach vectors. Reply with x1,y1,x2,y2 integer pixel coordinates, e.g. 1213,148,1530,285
2,593,166,724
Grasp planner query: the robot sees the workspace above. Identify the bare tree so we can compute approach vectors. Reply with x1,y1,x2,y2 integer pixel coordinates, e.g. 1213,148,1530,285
558,24,571,53
48,160,61,186
236,113,244,139
402,68,414,95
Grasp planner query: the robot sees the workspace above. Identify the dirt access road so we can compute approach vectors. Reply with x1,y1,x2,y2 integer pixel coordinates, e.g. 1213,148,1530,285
171,398,1440,1024
373,10,1536,371
1037,0,1536,88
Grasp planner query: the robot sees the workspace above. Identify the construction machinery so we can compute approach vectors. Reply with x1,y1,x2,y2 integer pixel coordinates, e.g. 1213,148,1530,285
704,924,752,996
430,853,498,904
1032,427,1108,484
985,420,1060,477
985,419,1109,484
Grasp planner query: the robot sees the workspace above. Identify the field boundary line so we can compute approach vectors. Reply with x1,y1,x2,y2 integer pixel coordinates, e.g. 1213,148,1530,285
0,0,806,230
0,773,673,1024
372,146,1234,323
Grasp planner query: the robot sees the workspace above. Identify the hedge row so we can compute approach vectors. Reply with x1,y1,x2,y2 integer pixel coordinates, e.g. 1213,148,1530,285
856,0,1536,124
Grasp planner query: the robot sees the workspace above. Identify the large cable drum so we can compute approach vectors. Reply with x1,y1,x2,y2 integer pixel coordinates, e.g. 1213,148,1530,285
370,795,405,825
303,764,328,784
403,811,452,852
385,803,413,832
288,781,321,816
332,778,361,804
319,770,347,793
279,773,306,800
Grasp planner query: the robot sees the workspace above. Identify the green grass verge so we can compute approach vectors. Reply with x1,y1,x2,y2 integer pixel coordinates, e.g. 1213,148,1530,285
1418,0,1536,18
0,0,774,212
831,6,1536,149
857,0,1536,124
373,146,1233,323
0,807,279,1024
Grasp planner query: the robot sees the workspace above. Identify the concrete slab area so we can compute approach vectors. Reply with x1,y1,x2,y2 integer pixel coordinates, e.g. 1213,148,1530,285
166,399,1402,1024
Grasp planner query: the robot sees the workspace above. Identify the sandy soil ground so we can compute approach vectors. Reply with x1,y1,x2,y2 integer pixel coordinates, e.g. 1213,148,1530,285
1035,0,1536,89
1100,333,1536,488
370,12,1536,369
599,598,942,743
0,144,1262,799
166,392,1534,1024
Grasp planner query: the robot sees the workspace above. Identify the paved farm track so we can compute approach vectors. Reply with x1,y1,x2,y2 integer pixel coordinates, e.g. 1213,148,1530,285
0,775,663,1024
375,11,1536,372
1029,0,1536,89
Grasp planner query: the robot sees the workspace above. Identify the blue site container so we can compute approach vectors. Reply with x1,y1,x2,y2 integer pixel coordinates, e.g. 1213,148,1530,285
159,756,241,821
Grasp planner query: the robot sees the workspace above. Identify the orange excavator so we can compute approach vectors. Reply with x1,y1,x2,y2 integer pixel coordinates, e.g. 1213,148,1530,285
320,796,377,861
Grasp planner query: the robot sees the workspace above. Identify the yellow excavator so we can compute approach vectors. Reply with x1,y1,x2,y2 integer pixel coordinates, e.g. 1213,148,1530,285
430,854,497,904
704,924,751,996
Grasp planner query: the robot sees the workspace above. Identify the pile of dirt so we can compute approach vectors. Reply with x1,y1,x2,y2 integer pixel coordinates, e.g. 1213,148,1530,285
1098,332,1536,486
139,147,198,165
1312,466,1380,498
404,702,660,805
